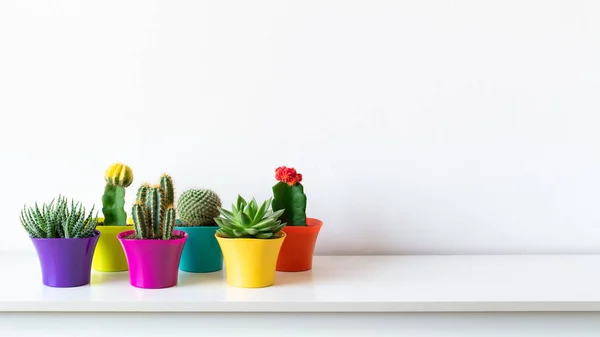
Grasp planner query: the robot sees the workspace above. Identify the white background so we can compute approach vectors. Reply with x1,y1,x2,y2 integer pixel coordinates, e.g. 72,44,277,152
1,0,600,254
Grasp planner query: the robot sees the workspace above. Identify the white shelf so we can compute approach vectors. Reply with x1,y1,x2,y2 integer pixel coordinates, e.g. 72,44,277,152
2,253,600,312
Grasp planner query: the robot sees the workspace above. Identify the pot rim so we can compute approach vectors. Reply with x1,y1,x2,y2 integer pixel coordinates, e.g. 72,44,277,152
29,229,100,241
95,217,134,225
95,224,134,228
214,231,286,242
117,229,188,242
174,225,218,230
284,217,323,228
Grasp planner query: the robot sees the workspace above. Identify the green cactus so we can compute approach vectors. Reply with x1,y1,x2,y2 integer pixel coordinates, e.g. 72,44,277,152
132,174,177,240
160,174,174,204
136,183,150,202
101,163,133,226
214,195,285,239
176,189,222,226
272,166,307,226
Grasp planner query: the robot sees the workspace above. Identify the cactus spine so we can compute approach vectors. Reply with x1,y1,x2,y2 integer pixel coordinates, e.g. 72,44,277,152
101,163,133,226
176,189,222,226
132,174,176,240
136,183,150,203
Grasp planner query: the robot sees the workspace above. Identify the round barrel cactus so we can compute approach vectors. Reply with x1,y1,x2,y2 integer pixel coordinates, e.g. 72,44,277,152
177,189,222,226
104,163,133,187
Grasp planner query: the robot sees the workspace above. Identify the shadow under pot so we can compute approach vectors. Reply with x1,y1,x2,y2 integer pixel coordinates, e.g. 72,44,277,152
276,218,323,272
31,230,101,287
175,225,223,273
117,230,188,289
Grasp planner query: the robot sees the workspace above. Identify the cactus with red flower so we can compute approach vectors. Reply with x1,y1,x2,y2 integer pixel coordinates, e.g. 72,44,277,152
272,166,307,226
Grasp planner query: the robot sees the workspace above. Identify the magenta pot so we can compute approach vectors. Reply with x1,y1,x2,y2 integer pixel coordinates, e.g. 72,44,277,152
118,230,188,289
30,230,100,288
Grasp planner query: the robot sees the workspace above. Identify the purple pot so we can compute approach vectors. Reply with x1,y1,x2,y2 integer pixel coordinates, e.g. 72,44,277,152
30,230,101,288
118,230,188,289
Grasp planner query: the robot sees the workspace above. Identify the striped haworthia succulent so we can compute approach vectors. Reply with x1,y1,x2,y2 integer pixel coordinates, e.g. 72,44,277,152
20,195,98,238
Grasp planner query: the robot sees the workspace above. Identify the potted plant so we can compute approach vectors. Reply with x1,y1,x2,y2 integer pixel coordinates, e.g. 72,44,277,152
175,188,223,273
20,195,100,287
93,163,134,272
214,195,286,288
117,174,188,289
272,166,323,272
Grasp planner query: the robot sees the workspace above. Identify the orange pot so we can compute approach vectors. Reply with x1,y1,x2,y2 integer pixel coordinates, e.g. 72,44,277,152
276,218,322,272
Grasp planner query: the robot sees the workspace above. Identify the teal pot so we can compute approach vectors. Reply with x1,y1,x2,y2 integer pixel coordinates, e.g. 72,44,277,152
175,225,223,273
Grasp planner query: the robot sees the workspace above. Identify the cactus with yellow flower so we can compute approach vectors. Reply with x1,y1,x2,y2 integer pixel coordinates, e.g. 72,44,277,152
101,163,133,226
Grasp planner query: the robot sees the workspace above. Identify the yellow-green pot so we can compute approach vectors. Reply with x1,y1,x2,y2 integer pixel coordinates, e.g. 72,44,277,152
215,232,286,288
92,218,133,272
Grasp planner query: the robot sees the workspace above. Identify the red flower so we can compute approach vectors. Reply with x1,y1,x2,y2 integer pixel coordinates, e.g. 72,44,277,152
275,166,286,181
275,166,302,186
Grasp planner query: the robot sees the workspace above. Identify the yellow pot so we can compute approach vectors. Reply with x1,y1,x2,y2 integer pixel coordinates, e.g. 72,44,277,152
215,232,286,288
92,218,133,272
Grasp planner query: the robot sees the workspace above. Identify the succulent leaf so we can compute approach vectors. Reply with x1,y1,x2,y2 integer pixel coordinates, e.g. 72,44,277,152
247,198,258,219
255,232,273,239
218,208,237,223
253,218,277,229
253,198,269,222
217,228,235,237
236,195,247,211
214,218,240,231
240,212,252,226
244,228,258,235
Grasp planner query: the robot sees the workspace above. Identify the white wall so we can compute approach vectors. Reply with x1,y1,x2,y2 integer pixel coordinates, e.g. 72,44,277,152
1,0,600,254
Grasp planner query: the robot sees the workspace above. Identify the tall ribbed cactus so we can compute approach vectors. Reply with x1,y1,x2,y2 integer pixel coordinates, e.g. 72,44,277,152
132,174,176,240
272,166,307,226
101,163,133,226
